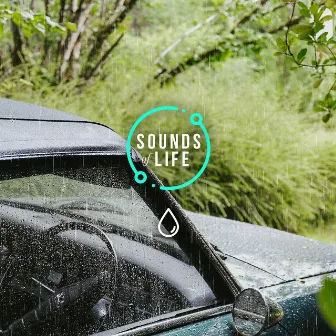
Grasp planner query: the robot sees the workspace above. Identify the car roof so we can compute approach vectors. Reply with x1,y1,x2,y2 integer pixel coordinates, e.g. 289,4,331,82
0,98,129,160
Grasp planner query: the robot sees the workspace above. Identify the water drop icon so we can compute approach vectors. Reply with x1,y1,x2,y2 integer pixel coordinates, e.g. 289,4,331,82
158,208,179,238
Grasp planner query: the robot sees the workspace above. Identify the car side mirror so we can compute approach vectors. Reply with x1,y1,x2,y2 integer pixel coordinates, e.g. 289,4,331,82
232,288,284,336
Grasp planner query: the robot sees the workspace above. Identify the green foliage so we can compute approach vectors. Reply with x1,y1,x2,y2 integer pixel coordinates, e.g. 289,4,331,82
5,56,336,233
0,0,138,83
0,4,65,37
318,278,336,331
276,1,336,122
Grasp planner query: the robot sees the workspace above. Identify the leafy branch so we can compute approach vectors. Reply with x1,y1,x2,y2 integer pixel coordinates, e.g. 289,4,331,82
152,0,301,87
276,0,336,122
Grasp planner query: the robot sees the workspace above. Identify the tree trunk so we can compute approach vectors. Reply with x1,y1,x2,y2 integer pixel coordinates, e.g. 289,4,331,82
10,20,24,67
30,0,36,11
59,2,94,80
70,38,82,78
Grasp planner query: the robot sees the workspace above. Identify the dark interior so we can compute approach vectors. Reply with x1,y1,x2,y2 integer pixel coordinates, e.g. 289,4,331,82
0,211,216,335
0,155,219,336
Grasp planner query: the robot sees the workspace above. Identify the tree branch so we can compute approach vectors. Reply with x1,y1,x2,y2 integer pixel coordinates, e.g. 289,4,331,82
84,33,124,80
155,15,304,86
42,0,50,65
154,13,219,65
154,0,288,79
55,0,67,64
223,0,269,35
154,0,270,84
59,0,66,23
101,0,108,21
267,15,302,34
59,2,94,79
81,0,138,78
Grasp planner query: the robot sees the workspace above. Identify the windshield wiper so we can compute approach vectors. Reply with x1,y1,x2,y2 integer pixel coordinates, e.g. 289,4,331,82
211,244,227,261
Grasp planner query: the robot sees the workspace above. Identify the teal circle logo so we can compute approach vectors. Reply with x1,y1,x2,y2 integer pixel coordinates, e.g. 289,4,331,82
126,106,211,191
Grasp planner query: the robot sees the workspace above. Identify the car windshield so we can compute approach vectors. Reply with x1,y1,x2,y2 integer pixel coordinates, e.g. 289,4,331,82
0,170,178,251
0,155,220,335
0,163,189,262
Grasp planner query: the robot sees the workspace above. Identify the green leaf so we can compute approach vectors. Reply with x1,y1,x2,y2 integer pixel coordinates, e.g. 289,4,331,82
321,15,333,23
286,55,297,64
314,100,327,111
288,32,297,46
297,48,307,62
300,8,311,18
310,3,319,14
36,23,46,35
314,107,327,112
313,78,323,88
276,37,284,46
298,33,313,41
318,32,328,42
315,22,325,33
314,105,327,112
292,24,313,35
274,52,283,56
325,93,333,107
22,25,32,37
66,22,77,32
317,99,327,107
12,12,22,26
276,37,286,49
298,1,308,10
322,112,332,122
298,1,311,17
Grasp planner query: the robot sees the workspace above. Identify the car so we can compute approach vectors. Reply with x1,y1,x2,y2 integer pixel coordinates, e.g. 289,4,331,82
0,98,335,336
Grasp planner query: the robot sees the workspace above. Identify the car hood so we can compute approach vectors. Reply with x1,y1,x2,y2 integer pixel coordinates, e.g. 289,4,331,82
187,211,336,288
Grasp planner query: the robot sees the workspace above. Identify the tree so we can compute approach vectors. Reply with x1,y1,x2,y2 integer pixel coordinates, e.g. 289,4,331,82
0,0,138,84
1,0,334,113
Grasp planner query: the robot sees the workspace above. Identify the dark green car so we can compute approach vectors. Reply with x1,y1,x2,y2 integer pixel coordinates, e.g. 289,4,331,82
0,99,335,336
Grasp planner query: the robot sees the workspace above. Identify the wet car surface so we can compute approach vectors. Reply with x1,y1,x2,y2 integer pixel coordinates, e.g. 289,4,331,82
0,98,335,336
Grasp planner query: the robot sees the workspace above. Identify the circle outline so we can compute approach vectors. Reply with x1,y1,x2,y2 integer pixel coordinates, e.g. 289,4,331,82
126,106,211,191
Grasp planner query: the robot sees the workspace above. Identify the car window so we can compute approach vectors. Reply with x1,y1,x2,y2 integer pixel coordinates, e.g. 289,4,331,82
0,159,217,335
1,172,158,235
0,170,185,257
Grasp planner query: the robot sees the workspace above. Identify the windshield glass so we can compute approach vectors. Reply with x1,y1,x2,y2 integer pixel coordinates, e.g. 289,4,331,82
1,172,159,238
0,166,184,257
0,155,218,335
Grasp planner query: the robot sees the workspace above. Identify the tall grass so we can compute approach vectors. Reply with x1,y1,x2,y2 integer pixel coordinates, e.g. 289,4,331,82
5,57,336,233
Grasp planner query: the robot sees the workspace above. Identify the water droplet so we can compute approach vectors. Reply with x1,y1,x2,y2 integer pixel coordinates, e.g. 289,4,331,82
158,208,179,238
